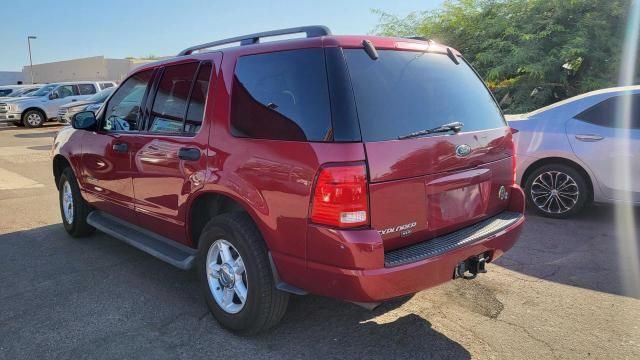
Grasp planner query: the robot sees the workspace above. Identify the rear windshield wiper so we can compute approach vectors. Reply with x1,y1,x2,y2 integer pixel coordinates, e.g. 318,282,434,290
397,121,464,140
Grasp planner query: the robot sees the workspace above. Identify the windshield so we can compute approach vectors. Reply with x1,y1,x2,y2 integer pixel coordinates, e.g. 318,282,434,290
87,87,115,102
8,87,38,97
343,49,506,141
30,84,58,97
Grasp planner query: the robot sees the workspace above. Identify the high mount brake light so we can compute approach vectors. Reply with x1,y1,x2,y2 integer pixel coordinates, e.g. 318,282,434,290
310,163,369,228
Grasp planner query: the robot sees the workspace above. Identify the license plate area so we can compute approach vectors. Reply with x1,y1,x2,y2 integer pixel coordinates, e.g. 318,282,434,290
454,253,490,279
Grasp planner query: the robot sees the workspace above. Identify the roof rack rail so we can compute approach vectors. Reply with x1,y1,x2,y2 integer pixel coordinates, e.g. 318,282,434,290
178,25,332,56
406,36,431,42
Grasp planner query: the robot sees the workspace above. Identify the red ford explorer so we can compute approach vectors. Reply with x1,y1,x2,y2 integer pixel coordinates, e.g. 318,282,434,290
52,26,525,334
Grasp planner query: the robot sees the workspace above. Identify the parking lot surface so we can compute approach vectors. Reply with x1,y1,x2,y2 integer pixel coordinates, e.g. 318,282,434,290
1,125,639,359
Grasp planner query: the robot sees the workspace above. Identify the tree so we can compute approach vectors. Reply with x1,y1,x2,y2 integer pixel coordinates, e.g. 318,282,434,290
374,0,634,113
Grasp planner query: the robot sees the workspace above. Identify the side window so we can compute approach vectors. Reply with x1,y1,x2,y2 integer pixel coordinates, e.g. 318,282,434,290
52,85,75,99
185,62,212,134
148,63,199,133
99,82,114,90
78,84,97,95
576,94,640,129
102,70,153,132
230,48,332,141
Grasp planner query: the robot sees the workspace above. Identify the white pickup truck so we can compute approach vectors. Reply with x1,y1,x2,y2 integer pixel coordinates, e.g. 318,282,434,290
0,81,116,127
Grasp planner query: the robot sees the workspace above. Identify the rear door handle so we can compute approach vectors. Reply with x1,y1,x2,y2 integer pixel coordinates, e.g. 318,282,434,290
178,147,201,161
112,142,128,153
575,134,604,142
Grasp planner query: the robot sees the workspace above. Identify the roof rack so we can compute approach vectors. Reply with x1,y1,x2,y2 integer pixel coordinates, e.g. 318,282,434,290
178,25,332,56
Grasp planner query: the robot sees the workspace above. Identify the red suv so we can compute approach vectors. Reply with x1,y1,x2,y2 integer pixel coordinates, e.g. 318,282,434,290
52,26,525,334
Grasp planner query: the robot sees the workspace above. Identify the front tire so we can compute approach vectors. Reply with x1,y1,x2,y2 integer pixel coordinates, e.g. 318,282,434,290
524,164,590,218
23,109,45,128
198,212,289,335
59,167,94,237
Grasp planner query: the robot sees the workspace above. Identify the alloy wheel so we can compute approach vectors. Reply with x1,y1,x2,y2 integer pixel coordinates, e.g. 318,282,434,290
26,112,43,126
530,171,579,214
62,181,74,224
206,239,248,314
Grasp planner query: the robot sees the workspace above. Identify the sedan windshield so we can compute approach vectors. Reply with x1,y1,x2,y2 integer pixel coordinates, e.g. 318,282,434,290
31,84,58,97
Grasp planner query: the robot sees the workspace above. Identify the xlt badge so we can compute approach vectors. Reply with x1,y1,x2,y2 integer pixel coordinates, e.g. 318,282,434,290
378,222,417,237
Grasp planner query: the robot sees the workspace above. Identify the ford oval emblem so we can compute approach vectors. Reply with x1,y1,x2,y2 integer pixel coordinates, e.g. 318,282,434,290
455,144,472,157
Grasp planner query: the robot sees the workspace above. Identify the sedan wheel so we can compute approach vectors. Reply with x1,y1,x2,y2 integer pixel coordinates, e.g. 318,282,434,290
525,164,590,218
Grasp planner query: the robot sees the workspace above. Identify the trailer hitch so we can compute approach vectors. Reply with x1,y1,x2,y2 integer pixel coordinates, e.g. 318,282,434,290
454,254,489,280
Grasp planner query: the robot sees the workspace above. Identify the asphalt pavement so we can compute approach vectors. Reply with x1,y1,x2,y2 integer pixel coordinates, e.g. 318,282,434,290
0,124,638,359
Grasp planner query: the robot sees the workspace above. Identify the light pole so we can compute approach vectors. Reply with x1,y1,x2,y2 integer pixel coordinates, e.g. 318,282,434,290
27,36,36,84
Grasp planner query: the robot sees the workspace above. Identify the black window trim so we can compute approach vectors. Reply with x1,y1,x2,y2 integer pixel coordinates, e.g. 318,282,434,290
140,60,211,137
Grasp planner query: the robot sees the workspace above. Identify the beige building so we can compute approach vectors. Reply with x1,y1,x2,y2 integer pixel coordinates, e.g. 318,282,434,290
22,56,155,84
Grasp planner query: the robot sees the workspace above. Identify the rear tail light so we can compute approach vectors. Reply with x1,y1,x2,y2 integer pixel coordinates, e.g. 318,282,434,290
310,163,369,228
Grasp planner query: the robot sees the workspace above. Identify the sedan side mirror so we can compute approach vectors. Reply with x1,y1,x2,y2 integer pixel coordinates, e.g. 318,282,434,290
49,92,58,100
72,111,97,130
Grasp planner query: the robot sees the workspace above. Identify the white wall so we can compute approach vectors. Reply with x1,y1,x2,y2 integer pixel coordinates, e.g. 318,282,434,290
21,56,156,83
0,71,25,85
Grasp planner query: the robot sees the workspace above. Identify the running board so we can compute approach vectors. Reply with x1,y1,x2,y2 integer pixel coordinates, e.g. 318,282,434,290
86,211,197,270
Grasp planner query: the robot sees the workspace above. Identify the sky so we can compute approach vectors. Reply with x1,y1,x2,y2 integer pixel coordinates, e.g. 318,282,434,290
0,0,443,71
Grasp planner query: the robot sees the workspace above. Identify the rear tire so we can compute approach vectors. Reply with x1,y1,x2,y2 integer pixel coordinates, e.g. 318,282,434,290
524,163,590,218
59,167,94,237
197,212,289,335
23,109,45,128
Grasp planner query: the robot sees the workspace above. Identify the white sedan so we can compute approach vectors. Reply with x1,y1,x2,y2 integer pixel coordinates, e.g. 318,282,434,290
508,86,640,218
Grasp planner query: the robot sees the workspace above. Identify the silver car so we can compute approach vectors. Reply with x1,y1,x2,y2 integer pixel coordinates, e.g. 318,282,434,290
508,85,640,218
0,81,116,127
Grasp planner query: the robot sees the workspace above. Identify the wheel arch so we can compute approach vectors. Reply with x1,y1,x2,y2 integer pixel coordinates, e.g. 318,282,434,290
521,157,594,202
21,107,48,121
53,154,72,190
187,190,266,249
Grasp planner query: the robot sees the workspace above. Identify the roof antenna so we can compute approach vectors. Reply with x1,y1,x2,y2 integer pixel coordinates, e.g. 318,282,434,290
362,40,379,60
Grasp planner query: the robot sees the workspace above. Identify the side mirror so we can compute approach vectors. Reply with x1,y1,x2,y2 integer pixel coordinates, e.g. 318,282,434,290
72,111,97,130
49,92,58,100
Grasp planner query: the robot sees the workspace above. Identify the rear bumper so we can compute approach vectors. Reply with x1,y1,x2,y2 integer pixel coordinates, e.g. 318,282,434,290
273,185,526,303
307,214,522,302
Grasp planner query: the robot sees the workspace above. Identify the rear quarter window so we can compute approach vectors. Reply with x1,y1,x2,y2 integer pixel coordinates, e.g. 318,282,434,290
343,49,506,141
230,48,332,141
575,94,640,129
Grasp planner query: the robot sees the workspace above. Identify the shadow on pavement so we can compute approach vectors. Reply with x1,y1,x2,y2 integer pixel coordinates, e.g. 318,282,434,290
0,224,470,359
495,204,640,298
13,130,60,138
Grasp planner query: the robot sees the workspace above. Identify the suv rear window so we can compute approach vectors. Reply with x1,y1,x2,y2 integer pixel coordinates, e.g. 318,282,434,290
230,48,332,142
343,49,505,141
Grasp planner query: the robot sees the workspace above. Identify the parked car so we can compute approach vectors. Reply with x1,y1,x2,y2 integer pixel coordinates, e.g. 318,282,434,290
0,81,117,127
0,85,24,97
0,85,43,101
508,85,640,218
58,87,116,124
52,26,524,334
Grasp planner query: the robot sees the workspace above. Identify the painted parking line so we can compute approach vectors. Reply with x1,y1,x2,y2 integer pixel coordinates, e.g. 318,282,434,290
0,168,44,190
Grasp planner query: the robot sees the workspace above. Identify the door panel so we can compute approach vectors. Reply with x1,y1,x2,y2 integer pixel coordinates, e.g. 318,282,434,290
567,119,640,202
131,56,220,245
80,70,155,221
130,135,208,244
80,132,137,220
